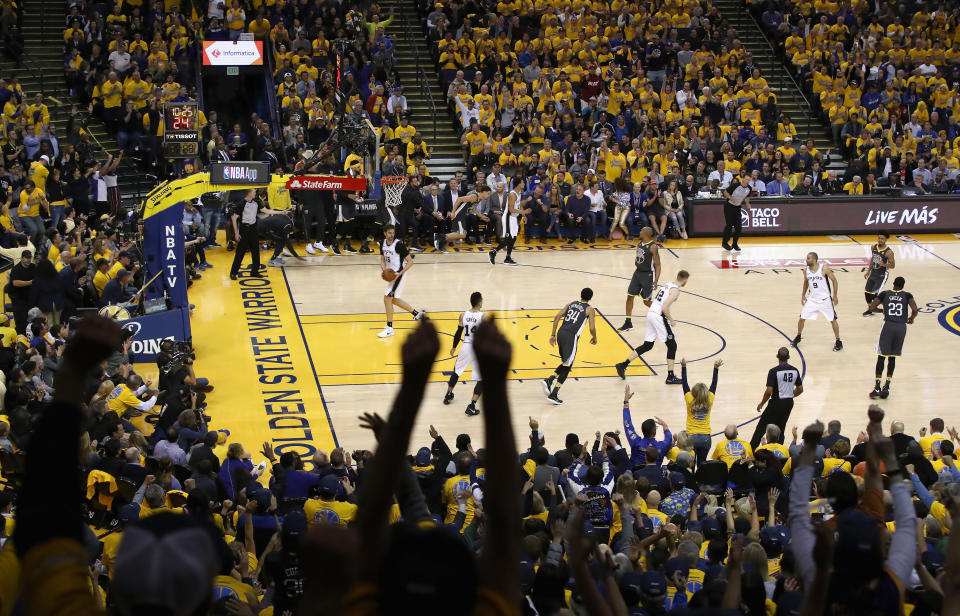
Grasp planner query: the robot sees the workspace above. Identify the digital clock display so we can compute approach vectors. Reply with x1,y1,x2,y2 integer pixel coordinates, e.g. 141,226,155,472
163,103,200,158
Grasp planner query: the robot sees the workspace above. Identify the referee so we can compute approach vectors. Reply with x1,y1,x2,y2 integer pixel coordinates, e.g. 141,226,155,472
229,189,268,280
721,174,752,252
750,347,803,450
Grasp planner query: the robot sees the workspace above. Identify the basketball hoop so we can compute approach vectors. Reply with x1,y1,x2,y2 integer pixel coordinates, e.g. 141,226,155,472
380,175,408,208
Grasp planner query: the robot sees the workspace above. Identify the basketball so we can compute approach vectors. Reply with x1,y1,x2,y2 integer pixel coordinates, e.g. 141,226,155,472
382,268,397,282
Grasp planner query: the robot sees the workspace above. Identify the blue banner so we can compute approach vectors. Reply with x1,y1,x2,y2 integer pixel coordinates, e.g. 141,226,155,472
143,201,189,308
122,307,192,363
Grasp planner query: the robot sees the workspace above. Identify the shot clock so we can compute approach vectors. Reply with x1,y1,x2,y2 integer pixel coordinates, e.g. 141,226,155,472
163,102,200,157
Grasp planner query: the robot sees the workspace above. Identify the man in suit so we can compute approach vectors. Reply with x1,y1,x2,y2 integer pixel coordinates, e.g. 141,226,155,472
398,175,429,248
423,183,449,251
478,180,508,243
121,447,148,485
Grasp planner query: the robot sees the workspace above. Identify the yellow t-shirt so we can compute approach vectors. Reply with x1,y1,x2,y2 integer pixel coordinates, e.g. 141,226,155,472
442,474,475,530
304,498,358,527
29,162,49,193
919,434,952,458
711,439,753,467
684,391,713,435
756,442,790,460
106,383,142,415
821,458,852,476
463,130,489,156
18,188,45,217
94,270,111,295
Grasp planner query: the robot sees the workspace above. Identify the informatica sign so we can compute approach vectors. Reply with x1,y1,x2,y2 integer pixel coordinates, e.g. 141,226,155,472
202,40,263,66
210,162,270,185
691,197,960,236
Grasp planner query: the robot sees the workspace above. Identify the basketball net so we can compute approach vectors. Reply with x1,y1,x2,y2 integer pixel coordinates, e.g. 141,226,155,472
381,176,408,208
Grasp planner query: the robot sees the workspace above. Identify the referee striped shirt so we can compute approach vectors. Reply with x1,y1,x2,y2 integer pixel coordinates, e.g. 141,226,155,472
767,363,802,399
727,185,751,206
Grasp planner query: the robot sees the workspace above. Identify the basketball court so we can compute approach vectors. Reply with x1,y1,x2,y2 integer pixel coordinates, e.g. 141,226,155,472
185,233,960,461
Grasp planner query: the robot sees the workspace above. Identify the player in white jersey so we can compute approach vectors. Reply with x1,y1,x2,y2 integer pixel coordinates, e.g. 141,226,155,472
435,185,492,253
489,179,531,265
616,270,690,385
792,252,842,351
443,292,489,416
378,224,426,338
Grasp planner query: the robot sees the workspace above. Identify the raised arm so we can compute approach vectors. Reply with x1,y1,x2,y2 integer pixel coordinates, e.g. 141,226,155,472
621,385,641,450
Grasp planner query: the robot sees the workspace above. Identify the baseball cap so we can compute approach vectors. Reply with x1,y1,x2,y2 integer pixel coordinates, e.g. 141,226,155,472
116,268,132,279
587,168,596,174
39,155,50,163
640,571,667,597
111,513,219,616
700,516,721,538
665,556,689,580
119,503,141,524
247,486,274,511
619,571,644,605
784,136,793,141
415,447,432,467
759,525,785,551
282,509,308,540
319,473,342,497
117,250,131,259
669,471,686,487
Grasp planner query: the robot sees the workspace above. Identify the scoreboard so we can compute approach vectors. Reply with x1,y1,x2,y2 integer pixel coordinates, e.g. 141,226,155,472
163,102,200,157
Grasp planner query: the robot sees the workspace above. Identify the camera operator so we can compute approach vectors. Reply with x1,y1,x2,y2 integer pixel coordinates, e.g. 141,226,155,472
157,339,212,396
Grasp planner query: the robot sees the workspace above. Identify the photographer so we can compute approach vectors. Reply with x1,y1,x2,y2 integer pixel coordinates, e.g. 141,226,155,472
157,338,212,395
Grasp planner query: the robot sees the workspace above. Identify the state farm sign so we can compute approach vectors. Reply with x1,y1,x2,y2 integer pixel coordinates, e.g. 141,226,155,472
285,175,367,191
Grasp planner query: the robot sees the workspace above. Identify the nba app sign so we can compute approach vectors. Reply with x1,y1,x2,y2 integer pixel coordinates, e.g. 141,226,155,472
741,207,781,229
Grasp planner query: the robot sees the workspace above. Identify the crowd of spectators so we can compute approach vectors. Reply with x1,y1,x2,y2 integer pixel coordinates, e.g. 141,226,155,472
757,0,960,194
51,0,414,180
3,317,960,616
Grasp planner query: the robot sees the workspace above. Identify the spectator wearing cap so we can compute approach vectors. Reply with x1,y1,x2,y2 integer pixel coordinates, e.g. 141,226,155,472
623,392,672,467
99,268,135,307
664,556,690,610
304,473,357,527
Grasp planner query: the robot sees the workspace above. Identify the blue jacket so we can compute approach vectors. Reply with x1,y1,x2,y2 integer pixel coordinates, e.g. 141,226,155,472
623,405,673,466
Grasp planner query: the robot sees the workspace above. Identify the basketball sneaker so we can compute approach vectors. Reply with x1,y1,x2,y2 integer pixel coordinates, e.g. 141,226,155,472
833,339,843,352
377,326,394,338
488,250,497,264
504,257,517,265
443,391,454,405
615,361,628,380
879,384,890,399
268,257,285,267
332,242,341,255
343,244,358,254
862,310,873,317
791,334,801,347
721,242,732,251
414,310,427,321
869,386,882,399
665,374,683,385
731,243,742,251
546,392,563,405
617,319,633,332
541,376,554,396
314,242,329,253
282,248,293,257
465,402,480,416
305,244,316,255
